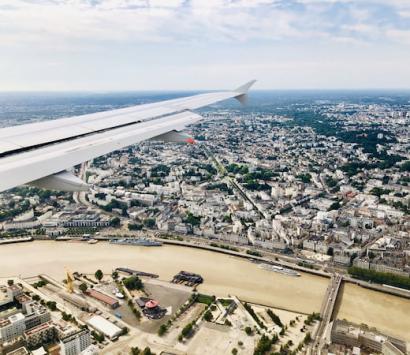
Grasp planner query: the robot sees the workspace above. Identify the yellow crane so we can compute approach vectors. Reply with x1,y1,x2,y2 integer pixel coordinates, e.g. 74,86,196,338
65,267,74,294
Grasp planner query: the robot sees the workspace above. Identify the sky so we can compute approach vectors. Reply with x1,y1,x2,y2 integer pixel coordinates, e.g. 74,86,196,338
1,0,410,91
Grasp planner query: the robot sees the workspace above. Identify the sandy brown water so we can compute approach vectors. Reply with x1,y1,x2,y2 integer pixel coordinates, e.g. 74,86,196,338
0,241,409,342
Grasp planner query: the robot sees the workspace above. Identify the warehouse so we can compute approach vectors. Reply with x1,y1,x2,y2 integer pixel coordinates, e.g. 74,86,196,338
86,315,122,340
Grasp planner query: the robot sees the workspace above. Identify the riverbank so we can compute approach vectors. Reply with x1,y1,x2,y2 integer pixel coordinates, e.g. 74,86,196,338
0,240,328,314
0,240,409,342
160,238,329,277
162,238,410,300
6,235,410,300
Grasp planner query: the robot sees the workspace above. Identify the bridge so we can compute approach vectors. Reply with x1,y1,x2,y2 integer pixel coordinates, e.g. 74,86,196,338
310,273,343,354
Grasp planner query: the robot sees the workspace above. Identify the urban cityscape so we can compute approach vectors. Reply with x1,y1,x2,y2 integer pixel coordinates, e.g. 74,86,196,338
0,90,409,355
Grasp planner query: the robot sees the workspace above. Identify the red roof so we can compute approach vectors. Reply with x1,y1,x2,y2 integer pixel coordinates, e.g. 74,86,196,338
87,289,118,306
145,300,159,309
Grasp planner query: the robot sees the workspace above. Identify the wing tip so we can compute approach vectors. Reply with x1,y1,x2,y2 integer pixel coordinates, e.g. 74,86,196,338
234,80,257,95
234,80,257,105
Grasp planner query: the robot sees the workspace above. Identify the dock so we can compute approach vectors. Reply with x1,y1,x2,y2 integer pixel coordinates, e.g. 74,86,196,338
172,271,203,286
116,267,159,278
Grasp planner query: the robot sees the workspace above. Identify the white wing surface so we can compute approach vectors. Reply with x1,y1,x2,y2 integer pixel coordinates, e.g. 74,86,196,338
0,81,256,192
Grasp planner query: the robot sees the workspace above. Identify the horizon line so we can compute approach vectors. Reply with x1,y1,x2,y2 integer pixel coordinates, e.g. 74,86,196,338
1,88,410,94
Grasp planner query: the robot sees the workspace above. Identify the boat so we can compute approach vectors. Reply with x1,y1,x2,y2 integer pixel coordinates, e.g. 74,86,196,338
110,238,162,247
87,239,98,244
0,236,33,245
258,263,300,277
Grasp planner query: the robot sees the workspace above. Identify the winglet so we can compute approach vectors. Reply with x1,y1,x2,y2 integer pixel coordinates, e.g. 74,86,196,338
235,80,257,94
234,80,256,105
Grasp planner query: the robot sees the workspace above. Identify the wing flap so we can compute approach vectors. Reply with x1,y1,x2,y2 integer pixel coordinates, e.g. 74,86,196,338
0,111,202,192
28,171,89,192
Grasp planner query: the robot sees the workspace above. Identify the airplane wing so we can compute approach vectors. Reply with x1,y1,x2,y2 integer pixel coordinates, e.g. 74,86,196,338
0,80,256,192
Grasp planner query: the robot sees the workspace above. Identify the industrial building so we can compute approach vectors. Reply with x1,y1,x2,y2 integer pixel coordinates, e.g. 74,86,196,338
86,315,122,340
86,289,119,309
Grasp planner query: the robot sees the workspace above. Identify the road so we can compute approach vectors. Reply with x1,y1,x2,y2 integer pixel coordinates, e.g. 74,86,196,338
311,273,342,353
73,162,92,207
204,146,269,219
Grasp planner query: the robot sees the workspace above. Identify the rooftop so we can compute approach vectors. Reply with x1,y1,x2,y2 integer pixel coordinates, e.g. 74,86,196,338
87,315,122,338
86,289,118,306
24,321,53,337
6,347,29,355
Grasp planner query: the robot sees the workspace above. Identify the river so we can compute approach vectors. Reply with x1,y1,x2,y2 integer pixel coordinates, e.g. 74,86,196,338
338,283,410,342
0,241,409,342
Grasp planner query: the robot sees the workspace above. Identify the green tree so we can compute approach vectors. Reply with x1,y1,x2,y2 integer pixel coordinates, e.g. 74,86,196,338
95,269,103,281
254,334,273,355
110,217,121,227
400,160,410,172
158,324,167,336
128,223,143,231
123,275,143,290
141,348,155,355
46,301,57,311
144,218,156,228
79,283,88,293
181,323,193,338
122,327,129,335
266,309,283,327
203,310,213,322
185,212,201,226
91,331,105,343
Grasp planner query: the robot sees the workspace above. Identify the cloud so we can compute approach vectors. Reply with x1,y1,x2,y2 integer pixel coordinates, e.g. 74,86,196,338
0,0,409,48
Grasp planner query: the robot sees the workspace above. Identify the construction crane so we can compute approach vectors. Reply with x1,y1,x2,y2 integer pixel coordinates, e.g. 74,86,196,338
65,268,74,294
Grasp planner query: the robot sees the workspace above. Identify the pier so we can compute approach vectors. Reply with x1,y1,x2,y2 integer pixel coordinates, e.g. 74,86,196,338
115,267,159,279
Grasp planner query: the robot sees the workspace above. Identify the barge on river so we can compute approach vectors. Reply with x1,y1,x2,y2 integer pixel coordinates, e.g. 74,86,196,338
110,238,162,247
258,263,301,277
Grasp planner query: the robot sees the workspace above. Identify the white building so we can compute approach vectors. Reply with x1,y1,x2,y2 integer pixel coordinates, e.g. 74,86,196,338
0,313,26,343
86,316,122,340
60,329,92,355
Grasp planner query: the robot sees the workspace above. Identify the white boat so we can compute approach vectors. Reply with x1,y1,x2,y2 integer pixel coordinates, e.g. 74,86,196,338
110,238,162,247
87,239,98,244
258,263,300,277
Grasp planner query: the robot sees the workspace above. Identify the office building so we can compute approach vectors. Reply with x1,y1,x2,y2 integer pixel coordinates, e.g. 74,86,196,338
60,329,92,355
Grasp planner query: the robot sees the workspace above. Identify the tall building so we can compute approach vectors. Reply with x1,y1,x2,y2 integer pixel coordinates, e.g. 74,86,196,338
23,321,57,349
60,329,92,355
24,303,51,331
0,313,26,343
14,297,51,331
